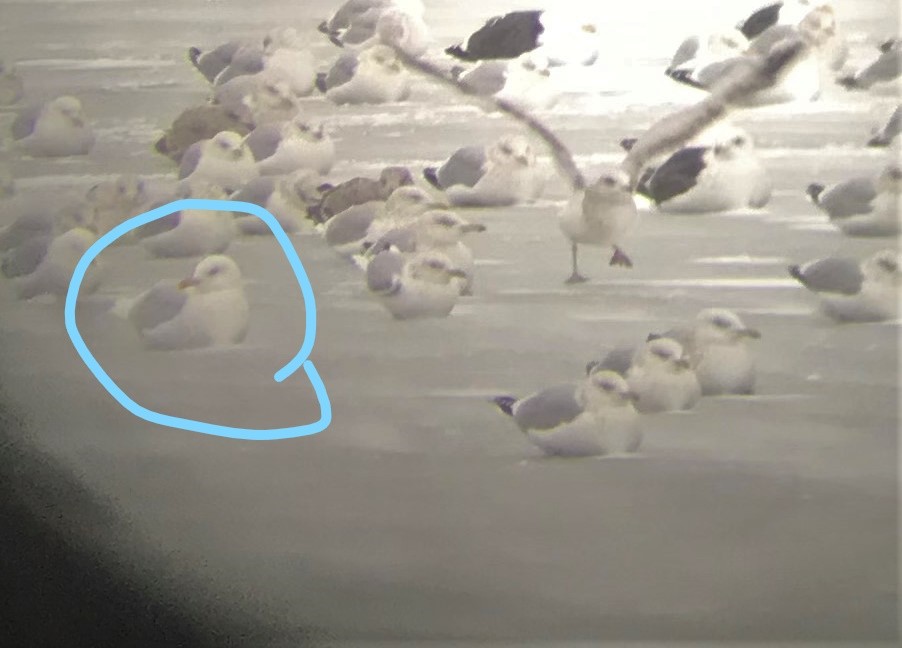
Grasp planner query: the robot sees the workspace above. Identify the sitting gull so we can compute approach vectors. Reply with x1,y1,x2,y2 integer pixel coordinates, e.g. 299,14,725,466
453,51,559,111
124,255,249,350
365,248,467,319
138,182,236,258
423,134,546,207
230,170,323,235
155,104,251,164
1,227,101,300
318,45,411,105
178,131,258,193
244,117,335,176
492,368,641,458
806,163,901,237
837,37,901,91
308,166,413,223
649,309,761,396
788,249,900,322
587,337,702,414
11,96,95,157
634,128,772,213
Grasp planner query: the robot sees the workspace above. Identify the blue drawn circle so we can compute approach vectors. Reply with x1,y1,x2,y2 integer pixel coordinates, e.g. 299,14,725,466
64,198,332,441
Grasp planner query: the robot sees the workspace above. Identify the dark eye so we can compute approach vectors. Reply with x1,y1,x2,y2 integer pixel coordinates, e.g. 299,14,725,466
436,216,456,227
500,145,512,155
653,347,670,359
713,317,730,328
879,259,898,272
733,137,745,146
603,176,616,186
208,266,221,276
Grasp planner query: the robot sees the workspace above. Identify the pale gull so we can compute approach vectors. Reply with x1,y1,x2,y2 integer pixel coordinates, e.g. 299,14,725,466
178,131,258,193
365,248,466,319
11,96,95,157
806,163,901,237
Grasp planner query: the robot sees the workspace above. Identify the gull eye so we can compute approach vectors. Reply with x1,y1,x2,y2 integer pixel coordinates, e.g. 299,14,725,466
652,347,671,359
500,145,513,155
733,136,745,146
435,215,456,227
712,317,731,328
878,258,898,272
207,265,222,276
602,176,616,186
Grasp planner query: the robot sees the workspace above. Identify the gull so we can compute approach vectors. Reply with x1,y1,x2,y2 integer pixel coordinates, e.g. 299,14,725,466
124,255,249,350
178,131,258,193
649,309,761,396
788,249,900,322
307,166,413,223
230,171,324,235
868,104,901,147
492,368,641,458
10,96,95,157
1,227,101,300
244,117,335,176
837,37,901,91
318,45,411,105
806,163,901,237
154,104,251,164
365,248,467,319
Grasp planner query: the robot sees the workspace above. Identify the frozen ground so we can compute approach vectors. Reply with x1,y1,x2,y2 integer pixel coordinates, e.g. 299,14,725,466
0,0,898,644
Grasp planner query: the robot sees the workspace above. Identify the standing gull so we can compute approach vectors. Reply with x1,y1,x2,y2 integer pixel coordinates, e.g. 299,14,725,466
806,163,901,237
788,250,900,323
492,368,641,458
124,255,249,350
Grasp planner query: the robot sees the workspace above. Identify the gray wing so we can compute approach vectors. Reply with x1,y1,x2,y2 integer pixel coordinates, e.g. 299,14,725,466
212,75,257,114
789,257,864,295
746,25,795,58
366,249,405,293
231,176,276,206
855,48,902,88
879,105,902,141
367,224,418,256
0,211,55,251
193,41,242,82
135,209,180,240
667,35,700,71
1,234,51,278
128,280,189,331
737,1,782,40
819,178,877,218
459,61,508,95
437,146,488,188
325,53,360,89
649,325,694,354
214,46,265,85
244,123,283,161
513,383,584,432
323,203,378,247
693,56,747,88
10,104,41,140
178,142,204,179
596,345,637,377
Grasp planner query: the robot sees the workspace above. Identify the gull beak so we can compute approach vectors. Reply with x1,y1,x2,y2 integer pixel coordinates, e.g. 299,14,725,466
739,328,761,339
539,68,551,77
178,276,201,290
515,155,530,165
675,357,692,370
231,148,244,160
460,223,487,233
449,268,468,279
426,200,450,209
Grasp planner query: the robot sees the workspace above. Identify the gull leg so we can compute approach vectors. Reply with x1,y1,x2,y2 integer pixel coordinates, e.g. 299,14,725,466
609,245,633,268
566,243,588,283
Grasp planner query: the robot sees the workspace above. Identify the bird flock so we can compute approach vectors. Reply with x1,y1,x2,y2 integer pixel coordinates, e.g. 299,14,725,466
0,0,899,458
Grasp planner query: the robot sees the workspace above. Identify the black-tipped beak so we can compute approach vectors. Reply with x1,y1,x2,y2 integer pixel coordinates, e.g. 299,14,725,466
449,268,468,279
460,223,487,233
675,357,691,370
739,328,761,339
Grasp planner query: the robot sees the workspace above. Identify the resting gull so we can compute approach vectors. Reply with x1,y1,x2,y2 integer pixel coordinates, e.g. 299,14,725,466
365,248,466,319
1,227,101,300
11,96,95,157
318,45,411,105
788,250,900,322
138,182,236,258
587,337,702,414
125,255,249,350
155,104,251,164
189,40,245,83
634,128,772,213
492,367,641,458
454,51,559,111
423,134,546,207
363,209,486,294
308,166,413,223
650,309,761,396
806,163,901,237
213,73,301,127
244,117,335,176
178,131,258,193
230,170,323,235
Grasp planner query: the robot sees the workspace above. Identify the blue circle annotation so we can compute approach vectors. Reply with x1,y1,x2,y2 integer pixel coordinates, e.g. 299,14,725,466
64,198,332,441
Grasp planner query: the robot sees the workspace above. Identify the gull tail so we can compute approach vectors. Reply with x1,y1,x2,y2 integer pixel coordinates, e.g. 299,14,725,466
492,396,517,417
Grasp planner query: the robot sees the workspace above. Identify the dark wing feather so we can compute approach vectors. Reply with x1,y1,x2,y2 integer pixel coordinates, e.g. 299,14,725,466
647,146,707,204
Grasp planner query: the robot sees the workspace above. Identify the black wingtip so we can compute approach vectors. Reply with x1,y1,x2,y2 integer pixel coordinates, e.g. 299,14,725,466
445,44,475,62
806,183,825,203
646,332,662,342
317,21,330,35
492,396,517,417
867,135,888,148
787,264,805,285
153,135,168,156
619,137,637,152
188,47,202,67
666,68,705,89
835,75,860,90
423,167,442,190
